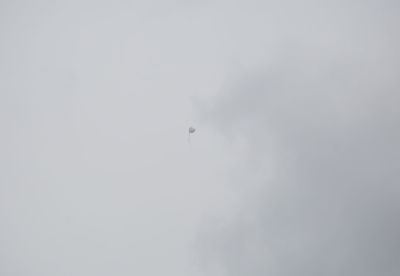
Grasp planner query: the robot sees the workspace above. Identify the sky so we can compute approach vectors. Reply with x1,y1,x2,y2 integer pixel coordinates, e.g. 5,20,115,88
1,0,399,275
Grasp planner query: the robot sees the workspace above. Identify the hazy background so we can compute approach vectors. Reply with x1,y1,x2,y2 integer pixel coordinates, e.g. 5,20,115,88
1,0,399,275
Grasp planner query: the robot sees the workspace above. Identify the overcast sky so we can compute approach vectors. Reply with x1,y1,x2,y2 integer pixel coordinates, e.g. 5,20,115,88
1,1,399,276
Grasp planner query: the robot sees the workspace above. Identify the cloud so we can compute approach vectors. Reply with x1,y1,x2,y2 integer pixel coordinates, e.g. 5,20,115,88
197,7,400,275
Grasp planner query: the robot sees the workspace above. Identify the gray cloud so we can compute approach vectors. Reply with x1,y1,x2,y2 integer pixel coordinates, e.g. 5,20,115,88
1,0,399,275
197,2,400,275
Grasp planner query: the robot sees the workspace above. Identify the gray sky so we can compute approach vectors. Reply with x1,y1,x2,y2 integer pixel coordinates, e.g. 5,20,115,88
1,0,399,275
195,1,400,276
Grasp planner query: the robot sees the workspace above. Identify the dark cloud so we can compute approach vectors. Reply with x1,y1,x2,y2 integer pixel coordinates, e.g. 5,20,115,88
197,6,400,275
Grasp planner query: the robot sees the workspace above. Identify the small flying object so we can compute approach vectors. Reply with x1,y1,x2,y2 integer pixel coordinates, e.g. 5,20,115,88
188,126,196,142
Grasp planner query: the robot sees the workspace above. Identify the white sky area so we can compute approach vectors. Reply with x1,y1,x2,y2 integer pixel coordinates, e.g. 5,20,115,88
1,1,399,276
1,1,240,275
